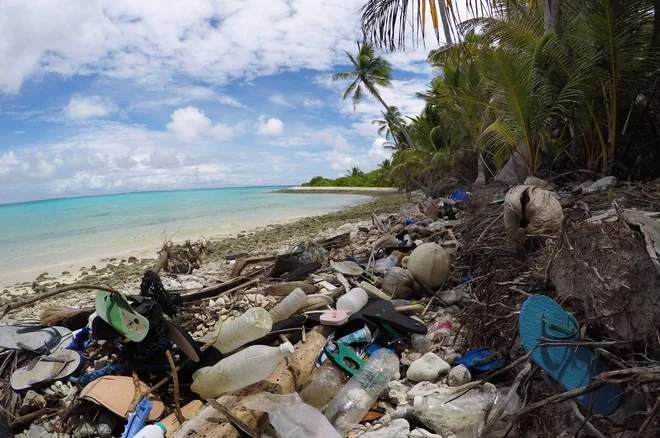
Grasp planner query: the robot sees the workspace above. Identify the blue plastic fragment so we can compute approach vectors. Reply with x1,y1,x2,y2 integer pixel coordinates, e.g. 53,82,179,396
450,190,470,202
121,397,153,438
455,348,506,371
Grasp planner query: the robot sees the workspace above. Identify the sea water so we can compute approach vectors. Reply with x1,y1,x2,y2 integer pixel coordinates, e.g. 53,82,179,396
0,187,371,286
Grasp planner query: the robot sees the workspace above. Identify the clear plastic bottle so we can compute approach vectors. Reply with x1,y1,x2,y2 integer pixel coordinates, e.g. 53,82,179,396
269,288,308,322
132,423,166,438
191,342,295,399
299,363,346,409
325,349,399,432
336,288,368,313
213,307,273,353
373,255,399,273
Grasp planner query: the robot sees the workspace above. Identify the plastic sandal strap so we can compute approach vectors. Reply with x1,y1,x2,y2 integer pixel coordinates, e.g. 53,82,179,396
542,312,580,339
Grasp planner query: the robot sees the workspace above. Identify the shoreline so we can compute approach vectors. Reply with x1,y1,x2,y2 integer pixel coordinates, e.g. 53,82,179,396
274,186,399,195
0,193,376,289
1,193,408,317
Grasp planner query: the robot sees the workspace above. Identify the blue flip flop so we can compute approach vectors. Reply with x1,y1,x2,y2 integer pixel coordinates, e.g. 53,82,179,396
455,348,506,371
519,295,622,415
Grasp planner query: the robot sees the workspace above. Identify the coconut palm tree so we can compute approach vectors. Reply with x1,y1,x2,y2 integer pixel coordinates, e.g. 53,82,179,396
359,0,560,51
371,105,401,145
346,167,365,177
333,42,416,150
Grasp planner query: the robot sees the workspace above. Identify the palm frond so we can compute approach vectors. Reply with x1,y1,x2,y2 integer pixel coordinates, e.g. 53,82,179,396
360,0,472,51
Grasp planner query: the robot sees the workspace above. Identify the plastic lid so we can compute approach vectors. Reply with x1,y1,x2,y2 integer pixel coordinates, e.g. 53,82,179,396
413,396,423,410
154,422,167,434
280,342,295,356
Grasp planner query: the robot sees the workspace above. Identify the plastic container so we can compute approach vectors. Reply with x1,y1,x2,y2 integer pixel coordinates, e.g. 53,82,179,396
131,423,166,438
325,349,399,432
337,326,372,345
191,342,295,399
243,392,341,438
336,288,368,313
213,307,273,353
269,288,308,322
299,363,346,409
429,315,453,345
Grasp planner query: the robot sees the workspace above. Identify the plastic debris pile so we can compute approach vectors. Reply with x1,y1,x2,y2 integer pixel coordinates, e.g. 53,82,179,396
1,177,660,438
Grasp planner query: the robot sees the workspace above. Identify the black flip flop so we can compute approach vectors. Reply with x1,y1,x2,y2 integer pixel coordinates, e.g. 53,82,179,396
269,255,321,281
162,316,202,362
306,298,427,337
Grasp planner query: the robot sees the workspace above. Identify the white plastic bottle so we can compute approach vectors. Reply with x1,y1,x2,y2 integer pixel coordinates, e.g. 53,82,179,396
132,423,166,438
336,288,368,313
191,342,295,399
269,288,308,322
213,307,273,353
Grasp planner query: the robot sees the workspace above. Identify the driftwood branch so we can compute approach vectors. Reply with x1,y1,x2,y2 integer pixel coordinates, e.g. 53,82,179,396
207,400,260,438
0,284,120,320
505,381,605,421
166,350,185,425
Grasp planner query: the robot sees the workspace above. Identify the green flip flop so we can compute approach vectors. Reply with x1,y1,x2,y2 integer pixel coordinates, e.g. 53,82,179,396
95,290,149,343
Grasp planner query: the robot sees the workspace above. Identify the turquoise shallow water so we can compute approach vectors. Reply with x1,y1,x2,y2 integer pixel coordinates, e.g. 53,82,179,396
0,187,371,285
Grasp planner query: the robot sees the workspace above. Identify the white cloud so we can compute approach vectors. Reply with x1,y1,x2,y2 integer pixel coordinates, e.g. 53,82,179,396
303,98,324,109
325,136,392,171
257,116,284,136
64,95,117,120
0,121,306,203
167,107,213,143
0,0,456,94
129,87,245,111
166,106,241,143
269,94,294,108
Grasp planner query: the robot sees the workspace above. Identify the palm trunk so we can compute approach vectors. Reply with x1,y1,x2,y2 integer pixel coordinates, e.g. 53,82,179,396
438,1,453,45
473,150,486,187
544,0,560,32
369,85,416,151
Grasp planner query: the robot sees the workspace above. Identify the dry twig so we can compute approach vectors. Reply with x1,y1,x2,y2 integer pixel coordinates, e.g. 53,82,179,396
166,350,185,425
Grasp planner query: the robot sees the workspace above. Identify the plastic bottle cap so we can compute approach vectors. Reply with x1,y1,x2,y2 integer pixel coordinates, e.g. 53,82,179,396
154,423,167,434
280,342,295,356
413,396,423,410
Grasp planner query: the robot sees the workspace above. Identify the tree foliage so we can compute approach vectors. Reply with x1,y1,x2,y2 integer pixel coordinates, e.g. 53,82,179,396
357,0,660,187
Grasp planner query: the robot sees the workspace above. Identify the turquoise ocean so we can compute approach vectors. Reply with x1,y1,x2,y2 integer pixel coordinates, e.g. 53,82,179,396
0,187,371,286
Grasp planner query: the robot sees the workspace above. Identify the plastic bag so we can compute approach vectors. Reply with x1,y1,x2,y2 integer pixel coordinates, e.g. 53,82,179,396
413,385,521,438
242,392,341,438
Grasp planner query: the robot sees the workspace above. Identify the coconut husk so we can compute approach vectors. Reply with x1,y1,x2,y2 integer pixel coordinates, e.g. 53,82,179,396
382,267,419,299
504,185,562,244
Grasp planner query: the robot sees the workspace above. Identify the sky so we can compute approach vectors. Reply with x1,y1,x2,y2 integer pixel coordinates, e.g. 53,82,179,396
0,0,453,204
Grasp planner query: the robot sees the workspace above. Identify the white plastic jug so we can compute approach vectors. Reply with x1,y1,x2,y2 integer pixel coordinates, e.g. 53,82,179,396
191,342,295,399
336,288,368,313
213,307,273,353
269,288,308,322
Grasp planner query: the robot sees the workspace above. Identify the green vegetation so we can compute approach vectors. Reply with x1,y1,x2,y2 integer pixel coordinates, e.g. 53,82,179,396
346,0,660,189
302,168,391,187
